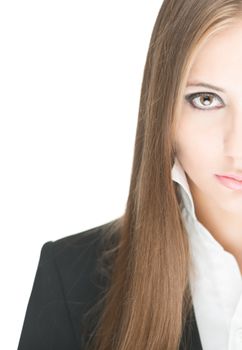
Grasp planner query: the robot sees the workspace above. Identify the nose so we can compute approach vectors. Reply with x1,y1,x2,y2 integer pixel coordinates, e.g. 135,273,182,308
224,115,242,160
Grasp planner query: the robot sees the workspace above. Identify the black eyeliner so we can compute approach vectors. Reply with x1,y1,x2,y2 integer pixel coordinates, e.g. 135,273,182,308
184,91,224,111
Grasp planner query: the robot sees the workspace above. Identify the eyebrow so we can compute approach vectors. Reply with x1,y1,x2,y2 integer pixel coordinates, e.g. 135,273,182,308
186,81,226,93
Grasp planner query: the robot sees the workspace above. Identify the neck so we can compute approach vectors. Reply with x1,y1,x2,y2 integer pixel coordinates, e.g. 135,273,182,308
188,178,242,275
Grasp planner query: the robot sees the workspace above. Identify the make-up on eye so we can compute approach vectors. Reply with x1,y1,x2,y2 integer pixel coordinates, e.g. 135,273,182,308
184,92,224,111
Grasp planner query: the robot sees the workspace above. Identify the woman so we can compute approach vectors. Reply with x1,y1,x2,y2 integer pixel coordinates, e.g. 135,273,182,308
17,1,242,349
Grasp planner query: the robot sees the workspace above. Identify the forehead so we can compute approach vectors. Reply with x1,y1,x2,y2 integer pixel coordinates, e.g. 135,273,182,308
187,21,242,88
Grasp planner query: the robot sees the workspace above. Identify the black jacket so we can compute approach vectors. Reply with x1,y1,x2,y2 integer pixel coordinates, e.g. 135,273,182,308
17,221,203,350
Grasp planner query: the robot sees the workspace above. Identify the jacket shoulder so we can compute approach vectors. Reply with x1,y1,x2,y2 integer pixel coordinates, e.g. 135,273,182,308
51,219,120,299
17,219,121,350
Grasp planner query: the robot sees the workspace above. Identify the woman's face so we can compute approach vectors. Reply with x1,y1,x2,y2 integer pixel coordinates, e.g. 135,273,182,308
175,21,242,216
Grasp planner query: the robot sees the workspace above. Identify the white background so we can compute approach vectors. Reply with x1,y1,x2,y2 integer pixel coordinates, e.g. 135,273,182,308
0,1,163,348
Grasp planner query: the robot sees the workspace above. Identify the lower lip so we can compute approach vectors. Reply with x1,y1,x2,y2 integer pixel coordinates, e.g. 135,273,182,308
215,175,242,190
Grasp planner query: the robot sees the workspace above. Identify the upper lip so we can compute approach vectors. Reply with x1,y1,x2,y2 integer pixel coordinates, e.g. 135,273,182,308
216,173,242,181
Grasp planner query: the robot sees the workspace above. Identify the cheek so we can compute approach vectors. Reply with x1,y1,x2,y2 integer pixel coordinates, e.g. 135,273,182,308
175,118,218,157
175,124,201,157
175,123,217,172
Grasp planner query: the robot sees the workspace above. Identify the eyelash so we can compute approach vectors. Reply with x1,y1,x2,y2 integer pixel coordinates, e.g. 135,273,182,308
184,92,224,111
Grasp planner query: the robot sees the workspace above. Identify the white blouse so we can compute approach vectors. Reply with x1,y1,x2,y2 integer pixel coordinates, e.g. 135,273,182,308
171,157,242,350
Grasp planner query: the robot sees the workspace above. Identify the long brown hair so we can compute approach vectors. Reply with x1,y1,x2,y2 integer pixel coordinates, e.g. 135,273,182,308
85,1,242,349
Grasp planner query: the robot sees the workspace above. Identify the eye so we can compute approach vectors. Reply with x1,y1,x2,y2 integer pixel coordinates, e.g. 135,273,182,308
184,92,224,111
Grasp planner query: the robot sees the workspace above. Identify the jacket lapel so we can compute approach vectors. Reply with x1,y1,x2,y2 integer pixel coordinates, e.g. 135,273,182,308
179,304,203,349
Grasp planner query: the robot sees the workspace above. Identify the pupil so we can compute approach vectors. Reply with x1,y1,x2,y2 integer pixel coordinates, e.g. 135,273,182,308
201,95,211,105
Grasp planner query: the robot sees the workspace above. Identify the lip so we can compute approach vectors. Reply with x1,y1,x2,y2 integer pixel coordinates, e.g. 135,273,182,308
217,173,242,181
215,175,242,190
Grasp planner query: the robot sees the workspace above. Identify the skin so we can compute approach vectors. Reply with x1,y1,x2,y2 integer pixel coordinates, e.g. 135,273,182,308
175,21,242,274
